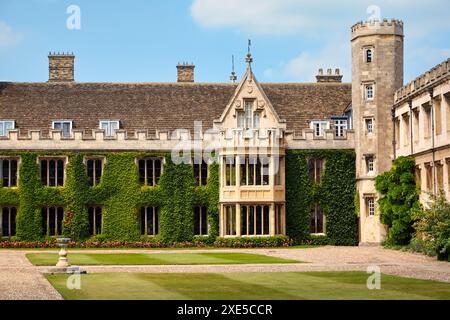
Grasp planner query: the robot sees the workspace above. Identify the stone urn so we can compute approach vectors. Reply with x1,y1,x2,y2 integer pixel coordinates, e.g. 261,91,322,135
56,238,71,268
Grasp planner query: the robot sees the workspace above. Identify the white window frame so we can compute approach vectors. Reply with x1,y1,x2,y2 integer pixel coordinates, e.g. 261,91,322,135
99,120,120,137
238,100,260,130
365,84,374,101
333,119,348,137
310,121,330,137
365,118,374,134
367,198,375,217
366,156,374,174
0,120,15,137
52,120,73,138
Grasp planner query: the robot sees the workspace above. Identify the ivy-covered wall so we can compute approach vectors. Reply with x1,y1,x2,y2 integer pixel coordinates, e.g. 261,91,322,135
0,152,219,243
285,150,358,245
1,150,357,246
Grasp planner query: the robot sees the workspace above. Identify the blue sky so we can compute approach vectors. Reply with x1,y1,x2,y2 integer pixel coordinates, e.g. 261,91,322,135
0,0,449,83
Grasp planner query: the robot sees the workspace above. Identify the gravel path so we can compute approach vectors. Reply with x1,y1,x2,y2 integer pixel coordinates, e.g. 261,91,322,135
1,246,449,300
0,251,62,300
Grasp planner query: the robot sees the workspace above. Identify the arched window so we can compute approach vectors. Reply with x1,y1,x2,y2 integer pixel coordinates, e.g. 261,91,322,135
366,49,373,63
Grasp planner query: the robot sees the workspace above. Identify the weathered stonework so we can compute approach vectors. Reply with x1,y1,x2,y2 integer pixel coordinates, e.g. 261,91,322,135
393,60,450,205
48,53,75,82
177,63,195,82
351,19,404,244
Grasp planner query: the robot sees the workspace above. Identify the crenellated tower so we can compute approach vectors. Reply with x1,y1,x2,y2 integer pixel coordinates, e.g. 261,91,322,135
351,19,404,244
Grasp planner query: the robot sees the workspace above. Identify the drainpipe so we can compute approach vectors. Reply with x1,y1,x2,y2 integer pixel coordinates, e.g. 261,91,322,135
409,100,414,155
392,107,396,160
429,88,436,196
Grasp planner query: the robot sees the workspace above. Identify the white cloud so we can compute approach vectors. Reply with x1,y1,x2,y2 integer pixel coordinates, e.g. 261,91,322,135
191,0,450,82
190,0,449,36
263,39,350,82
191,0,316,35
0,21,23,47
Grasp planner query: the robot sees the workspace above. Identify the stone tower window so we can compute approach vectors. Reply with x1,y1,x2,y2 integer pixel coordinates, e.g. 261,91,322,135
365,84,374,100
365,118,374,134
366,49,373,63
366,198,375,216
366,156,374,174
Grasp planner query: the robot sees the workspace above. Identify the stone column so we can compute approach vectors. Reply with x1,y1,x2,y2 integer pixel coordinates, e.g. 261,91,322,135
219,204,224,237
235,204,241,237
269,203,275,236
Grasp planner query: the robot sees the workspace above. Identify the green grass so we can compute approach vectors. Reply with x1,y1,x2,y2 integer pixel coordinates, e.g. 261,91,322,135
46,272,450,300
27,252,300,266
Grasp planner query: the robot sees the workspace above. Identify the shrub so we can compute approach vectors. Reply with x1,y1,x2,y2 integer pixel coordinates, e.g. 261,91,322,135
412,191,450,261
213,236,293,248
375,156,420,245
0,236,293,248
299,234,330,246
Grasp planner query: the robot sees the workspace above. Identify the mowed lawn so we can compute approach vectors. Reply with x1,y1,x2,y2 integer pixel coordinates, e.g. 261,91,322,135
47,272,450,300
27,252,299,266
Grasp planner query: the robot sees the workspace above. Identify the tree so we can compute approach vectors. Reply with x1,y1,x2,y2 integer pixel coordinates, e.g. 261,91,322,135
375,156,420,245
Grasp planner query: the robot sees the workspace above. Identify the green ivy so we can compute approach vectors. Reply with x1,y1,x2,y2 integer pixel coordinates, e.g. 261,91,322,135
1,150,356,246
159,156,196,243
0,151,220,242
285,150,357,245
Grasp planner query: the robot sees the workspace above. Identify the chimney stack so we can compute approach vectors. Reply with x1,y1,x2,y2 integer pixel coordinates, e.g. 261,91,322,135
316,68,343,83
177,62,195,82
48,52,75,82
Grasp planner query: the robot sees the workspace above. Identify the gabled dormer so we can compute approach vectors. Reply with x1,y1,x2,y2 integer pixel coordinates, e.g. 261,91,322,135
214,53,286,132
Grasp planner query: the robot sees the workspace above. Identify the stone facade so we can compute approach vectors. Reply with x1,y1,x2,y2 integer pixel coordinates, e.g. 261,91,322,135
0,19,448,244
393,58,450,204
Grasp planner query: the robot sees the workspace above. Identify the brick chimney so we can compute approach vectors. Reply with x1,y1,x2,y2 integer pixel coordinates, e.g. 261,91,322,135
316,68,343,83
177,62,195,82
48,52,75,82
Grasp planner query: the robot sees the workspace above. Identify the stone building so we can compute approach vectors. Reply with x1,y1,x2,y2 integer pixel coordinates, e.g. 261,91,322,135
0,19,448,244
393,59,450,205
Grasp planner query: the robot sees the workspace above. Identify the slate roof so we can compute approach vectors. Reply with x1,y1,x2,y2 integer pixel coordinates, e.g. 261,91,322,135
0,81,351,136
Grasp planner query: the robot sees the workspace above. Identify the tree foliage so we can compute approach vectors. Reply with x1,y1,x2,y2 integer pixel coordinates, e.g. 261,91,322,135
375,156,419,245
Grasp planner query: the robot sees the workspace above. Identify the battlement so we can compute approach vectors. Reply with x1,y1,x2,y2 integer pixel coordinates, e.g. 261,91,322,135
0,128,354,151
48,51,75,57
394,58,450,104
285,129,355,150
351,19,403,40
